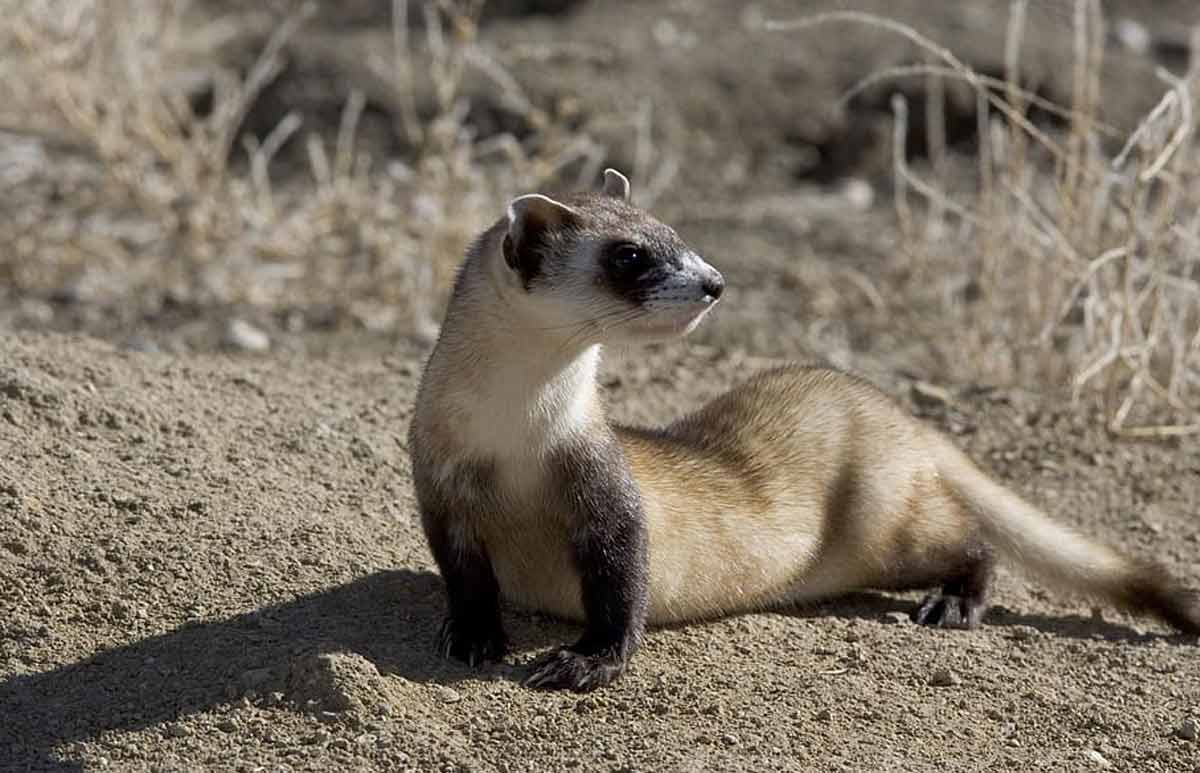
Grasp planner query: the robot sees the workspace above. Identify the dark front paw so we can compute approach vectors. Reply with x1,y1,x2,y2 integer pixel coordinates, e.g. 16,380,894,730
438,616,507,666
523,647,627,692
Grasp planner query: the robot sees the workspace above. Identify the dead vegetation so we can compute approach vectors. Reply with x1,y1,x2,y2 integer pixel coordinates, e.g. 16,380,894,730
770,0,1200,435
0,0,601,341
2,0,1198,433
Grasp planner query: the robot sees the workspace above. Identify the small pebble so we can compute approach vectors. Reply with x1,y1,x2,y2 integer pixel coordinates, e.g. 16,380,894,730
929,668,960,687
163,723,190,739
437,686,462,704
1173,717,1197,741
1085,749,1111,768
1114,18,1151,53
911,381,953,409
224,319,271,353
1010,626,1037,642
840,178,875,211
882,611,910,625
720,733,739,746
814,708,832,722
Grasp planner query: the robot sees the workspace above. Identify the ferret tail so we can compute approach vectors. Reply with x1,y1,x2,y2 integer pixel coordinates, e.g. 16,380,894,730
933,438,1200,635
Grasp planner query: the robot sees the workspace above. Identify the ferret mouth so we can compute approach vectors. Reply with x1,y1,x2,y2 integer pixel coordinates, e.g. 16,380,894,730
639,300,717,337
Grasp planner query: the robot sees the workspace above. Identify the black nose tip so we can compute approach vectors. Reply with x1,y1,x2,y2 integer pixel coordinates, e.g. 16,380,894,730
702,273,725,300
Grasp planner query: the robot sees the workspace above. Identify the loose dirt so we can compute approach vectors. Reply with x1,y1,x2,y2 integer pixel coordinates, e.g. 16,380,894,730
3,2,1200,771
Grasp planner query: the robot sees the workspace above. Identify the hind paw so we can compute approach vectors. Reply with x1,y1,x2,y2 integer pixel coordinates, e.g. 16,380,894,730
913,593,985,629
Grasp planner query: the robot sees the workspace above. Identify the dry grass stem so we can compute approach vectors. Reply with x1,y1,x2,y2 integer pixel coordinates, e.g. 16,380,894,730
769,4,1200,432
2,0,604,339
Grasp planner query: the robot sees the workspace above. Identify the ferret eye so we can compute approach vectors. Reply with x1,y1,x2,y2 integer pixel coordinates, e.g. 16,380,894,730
609,243,645,273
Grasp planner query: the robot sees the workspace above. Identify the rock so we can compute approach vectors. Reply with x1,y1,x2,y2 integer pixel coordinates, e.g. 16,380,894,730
720,733,739,746
437,686,463,704
882,611,910,625
814,708,832,722
840,178,875,211
163,723,190,739
911,381,953,409
1010,626,1037,642
1173,717,1197,741
929,668,960,687
223,318,271,352
287,652,383,714
1085,749,1111,768
1114,19,1151,53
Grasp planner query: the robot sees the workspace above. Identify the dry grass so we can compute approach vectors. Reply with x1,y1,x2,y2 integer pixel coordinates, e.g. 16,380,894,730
5,1,1197,433
0,0,597,340
768,1,1200,436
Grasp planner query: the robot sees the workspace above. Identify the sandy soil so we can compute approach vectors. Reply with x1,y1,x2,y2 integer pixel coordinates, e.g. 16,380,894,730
3,1,1200,772
2,332,1198,773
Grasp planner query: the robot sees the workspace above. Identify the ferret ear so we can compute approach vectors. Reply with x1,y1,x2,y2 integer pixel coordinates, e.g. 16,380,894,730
603,168,631,202
503,194,579,287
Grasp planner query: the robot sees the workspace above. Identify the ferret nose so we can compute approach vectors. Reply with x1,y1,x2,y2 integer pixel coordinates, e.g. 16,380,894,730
702,272,724,301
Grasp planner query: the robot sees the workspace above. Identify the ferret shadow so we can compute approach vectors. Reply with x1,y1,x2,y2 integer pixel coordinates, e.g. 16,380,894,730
0,568,571,773
4,575,1188,772
781,591,1188,645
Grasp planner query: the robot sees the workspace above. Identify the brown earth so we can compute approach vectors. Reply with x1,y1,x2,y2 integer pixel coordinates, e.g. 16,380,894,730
3,1,1200,772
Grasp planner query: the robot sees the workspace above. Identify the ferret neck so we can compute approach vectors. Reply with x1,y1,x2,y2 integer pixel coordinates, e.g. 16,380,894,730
422,273,605,456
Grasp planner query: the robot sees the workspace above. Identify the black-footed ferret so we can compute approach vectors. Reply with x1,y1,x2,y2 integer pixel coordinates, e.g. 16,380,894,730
407,168,1199,692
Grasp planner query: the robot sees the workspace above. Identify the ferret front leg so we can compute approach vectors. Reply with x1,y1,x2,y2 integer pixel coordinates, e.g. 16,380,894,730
525,441,649,692
421,502,508,667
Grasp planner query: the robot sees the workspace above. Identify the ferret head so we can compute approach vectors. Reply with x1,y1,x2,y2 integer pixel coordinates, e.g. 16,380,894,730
490,169,724,344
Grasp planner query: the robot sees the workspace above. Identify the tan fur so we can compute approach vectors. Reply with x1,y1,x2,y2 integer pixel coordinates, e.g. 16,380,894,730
617,367,971,623
444,361,1168,627
615,365,1156,625
411,178,1199,642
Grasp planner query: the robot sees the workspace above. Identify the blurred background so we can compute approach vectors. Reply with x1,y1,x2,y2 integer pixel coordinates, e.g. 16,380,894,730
2,0,1197,432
